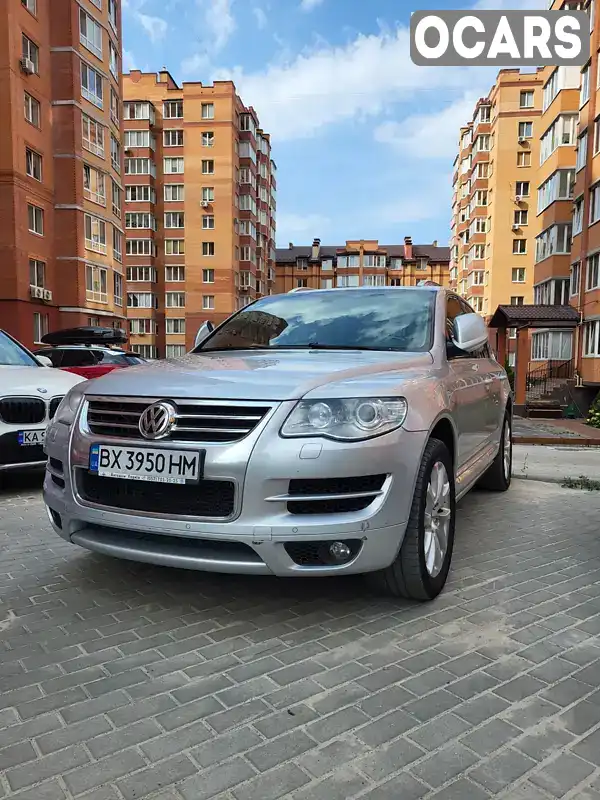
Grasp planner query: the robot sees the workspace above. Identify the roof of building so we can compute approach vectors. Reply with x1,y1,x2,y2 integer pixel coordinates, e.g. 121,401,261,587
488,305,580,328
276,244,451,264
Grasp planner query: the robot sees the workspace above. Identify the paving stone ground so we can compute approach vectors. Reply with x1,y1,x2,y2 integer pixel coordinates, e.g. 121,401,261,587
1,472,600,799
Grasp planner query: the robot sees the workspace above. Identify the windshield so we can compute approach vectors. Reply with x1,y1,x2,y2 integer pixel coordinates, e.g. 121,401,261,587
0,331,40,367
195,289,435,353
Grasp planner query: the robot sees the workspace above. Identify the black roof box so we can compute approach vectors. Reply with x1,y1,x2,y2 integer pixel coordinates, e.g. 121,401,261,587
40,326,128,346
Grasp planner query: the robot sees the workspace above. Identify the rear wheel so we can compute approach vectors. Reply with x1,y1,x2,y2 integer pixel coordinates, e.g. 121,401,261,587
478,411,512,492
368,438,456,601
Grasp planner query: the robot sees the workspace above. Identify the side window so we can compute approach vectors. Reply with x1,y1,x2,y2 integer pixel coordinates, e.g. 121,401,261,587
60,348,97,367
459,298,491,359
40,348,63,367
445,296,465,351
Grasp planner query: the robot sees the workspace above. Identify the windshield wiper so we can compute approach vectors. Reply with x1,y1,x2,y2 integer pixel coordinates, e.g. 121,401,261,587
270,344,396,351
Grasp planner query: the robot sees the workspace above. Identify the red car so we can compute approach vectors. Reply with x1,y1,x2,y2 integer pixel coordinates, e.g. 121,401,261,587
33,327,146,380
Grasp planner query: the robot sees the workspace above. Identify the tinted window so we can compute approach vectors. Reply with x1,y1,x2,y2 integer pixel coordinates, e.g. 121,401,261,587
94,351,145,365
59,348,98,367
196,289,435,353
0,331,39,367
36,348,63,367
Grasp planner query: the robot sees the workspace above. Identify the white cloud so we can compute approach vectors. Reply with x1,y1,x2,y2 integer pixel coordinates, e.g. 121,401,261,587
215,25,495,141
137,12,168,42
123,49,138,71
253,6,267,29
204,0,236,52
300,0,324,11
374,93,481,160
180,52,210,75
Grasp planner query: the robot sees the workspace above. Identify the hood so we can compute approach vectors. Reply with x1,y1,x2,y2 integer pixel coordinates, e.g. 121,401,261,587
1,365,85,397
83,350,435,401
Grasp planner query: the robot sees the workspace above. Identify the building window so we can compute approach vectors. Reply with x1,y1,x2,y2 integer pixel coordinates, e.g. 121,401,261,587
166,292,185,308
576,132,588,171
111,180,121,218
127,292,157,309
129,319,155,335
520,90,534,108
163,100,183,119
537,168,575,213
110,134,120,173
24,92,40,127
516,181,530,197
202,187,214,202
580,61,591,106
82,114,104,157
510,296,524,305
202,132,214,147
83,164,106,206
518,121,533,139
165,266,185,281
531,330,573,361
124,102,154,121
166,345,186,358
110,87,119,126
165,212,184,229
124,130,150,148
202,295,215,309
85,264,108,302
84,213,107,253
127,266,156,282
126,239,154,256
573,197,584,235
202,268,214,283
201,160,214,174
126,212,154,229
535,223,572,262
165,239,185,255
512,239,526,255
590,183,600,224
22,0,37,13
109,40,119,79
586,253,600,291
202,215,214,229
201,103,214,119
107,0,117,31
570,262,581,296
512,267,526,283
517,151,531,167
29,259,45,287
337,255,360,268
583,320,600,357
79,8,103,58
164,157,184,174
543,68,559,112
27,203,43,235
514,210,528,226
114,272,123,306
125,158,153,175
202,242,215,256
126,185,155,202
131,344,158,359
81,62,103,108
26,147,42,181
164,129,183,147
166,318,185,335
163,184,184,202
113,228,122,263
474,134,490,152
336,275,360,287
33,312,48,344
22,34,39,73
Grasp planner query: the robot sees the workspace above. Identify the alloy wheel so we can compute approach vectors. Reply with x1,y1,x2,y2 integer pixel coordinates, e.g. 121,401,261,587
423,461,452,578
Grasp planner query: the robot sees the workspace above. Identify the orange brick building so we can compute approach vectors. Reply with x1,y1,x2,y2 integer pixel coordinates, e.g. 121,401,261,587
122,71,276,358
0,0,125,349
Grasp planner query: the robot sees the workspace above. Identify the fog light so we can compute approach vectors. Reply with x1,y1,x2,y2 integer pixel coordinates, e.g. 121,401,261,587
329,541,351,562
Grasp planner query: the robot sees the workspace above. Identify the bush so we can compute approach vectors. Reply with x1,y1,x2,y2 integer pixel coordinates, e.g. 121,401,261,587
504,357,515,390
587,391,600,429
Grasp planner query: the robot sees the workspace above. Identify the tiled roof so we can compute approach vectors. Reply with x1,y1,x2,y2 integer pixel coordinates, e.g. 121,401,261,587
276,244,451,264
489,305,580,327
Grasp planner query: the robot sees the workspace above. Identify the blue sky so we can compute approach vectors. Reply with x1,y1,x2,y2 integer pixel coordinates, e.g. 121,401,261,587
121,0,547,248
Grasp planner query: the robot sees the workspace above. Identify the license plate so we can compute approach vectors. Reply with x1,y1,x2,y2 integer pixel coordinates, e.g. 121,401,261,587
89,444,203,484
18,429,45,446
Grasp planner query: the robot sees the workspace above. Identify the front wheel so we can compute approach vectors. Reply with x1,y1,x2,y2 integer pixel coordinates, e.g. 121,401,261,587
478,411,512,492
368,438,456,601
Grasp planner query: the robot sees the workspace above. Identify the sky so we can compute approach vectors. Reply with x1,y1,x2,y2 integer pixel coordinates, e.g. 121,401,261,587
121,0,548,249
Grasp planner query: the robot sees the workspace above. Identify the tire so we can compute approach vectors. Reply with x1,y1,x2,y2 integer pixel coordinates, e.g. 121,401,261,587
368,438,456,601
478,410,512,492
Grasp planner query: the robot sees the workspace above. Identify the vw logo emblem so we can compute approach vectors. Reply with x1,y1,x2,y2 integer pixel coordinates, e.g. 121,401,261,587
139,401,176,440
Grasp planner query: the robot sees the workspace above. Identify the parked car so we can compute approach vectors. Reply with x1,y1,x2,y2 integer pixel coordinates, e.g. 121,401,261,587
43,287,512,600
0,330,84,473
33,327,145,380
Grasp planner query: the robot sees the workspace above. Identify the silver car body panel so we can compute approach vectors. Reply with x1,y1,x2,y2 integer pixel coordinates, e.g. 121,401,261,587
44,288,511,576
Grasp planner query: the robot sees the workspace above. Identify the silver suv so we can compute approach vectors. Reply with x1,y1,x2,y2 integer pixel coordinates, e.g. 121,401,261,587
44,287,512,601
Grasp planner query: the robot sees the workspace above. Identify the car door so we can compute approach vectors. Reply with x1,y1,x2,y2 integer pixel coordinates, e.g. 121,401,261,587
445,296,490,466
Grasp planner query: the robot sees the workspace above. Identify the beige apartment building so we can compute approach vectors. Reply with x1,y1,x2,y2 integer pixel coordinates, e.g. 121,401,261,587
122,70,276,358
0,0,125,349
450,70,545,362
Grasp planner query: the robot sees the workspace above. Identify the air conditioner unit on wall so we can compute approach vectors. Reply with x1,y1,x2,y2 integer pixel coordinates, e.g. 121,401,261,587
200,200,210,208
42,289,52,301
20,57,34,74
29,285,43,299
512,223,520,231
514,195,522,203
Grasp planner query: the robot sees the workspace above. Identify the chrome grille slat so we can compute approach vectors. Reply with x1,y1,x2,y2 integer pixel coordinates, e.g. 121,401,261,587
85,398,271,443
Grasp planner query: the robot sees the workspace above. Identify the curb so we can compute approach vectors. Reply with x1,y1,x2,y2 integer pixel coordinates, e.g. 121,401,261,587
513,435,600,447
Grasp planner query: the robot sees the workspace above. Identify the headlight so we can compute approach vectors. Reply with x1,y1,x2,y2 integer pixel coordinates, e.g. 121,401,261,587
281,397,408,441
53,387,85,426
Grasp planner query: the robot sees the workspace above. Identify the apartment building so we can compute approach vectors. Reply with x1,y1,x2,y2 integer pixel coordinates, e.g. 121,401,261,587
0,0,125,349
276,238,450,293
450,69,545,364
122,70,276,359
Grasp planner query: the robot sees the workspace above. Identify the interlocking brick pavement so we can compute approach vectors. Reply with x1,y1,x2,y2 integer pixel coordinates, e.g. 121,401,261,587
1,472,600,799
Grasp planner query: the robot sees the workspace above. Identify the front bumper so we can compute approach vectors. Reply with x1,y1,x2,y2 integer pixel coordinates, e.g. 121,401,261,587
43,399,428,577
0,429,46,471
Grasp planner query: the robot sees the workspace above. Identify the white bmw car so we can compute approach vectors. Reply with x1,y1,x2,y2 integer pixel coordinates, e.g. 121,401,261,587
0,330,84,473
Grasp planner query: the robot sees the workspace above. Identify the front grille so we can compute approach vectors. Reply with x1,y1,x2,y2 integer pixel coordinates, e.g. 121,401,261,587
77,471,235,518
0,397,45,424
49,397,63,419
86,399,271,443
287,475,386,515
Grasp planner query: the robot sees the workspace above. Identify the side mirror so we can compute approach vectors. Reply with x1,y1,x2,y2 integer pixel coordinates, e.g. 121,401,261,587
452,313,488,353
194,321,215,348
36,355,53,367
